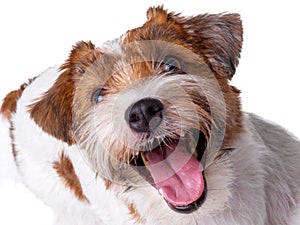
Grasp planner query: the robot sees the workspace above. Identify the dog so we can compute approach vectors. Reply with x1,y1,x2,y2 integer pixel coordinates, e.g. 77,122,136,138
1,6,300,225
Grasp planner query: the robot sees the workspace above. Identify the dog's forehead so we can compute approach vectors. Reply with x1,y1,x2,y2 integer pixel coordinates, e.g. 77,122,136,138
88,29,210,94
98,37,125,56
94,38,166,83
97,16,191,59
85,16,215,93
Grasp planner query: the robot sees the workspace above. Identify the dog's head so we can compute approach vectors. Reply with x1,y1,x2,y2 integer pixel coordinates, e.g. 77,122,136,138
30,6,243,214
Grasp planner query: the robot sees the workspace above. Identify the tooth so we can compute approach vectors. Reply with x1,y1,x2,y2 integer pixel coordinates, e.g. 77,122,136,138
192,148,198,158
141,152,149,169
186,132,198,158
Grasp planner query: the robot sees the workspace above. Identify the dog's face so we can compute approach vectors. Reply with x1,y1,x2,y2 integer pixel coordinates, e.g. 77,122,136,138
30,6,243,214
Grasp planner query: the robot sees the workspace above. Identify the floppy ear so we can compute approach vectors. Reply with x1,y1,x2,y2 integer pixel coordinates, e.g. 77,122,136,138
147,6,243,79
30,41,100,145
60,41,100,74
184,13,243,79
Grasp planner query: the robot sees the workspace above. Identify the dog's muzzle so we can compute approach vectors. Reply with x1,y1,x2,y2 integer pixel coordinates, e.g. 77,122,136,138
124,97,207,213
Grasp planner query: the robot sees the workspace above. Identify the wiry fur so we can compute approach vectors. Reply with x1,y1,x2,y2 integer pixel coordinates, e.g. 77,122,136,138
1,6,300,225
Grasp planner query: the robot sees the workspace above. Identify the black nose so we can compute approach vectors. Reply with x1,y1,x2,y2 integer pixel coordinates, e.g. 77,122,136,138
125,98,164,133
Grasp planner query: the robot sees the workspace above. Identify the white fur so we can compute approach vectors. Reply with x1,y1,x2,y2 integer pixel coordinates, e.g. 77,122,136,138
12,67,133,225
6,67,300,225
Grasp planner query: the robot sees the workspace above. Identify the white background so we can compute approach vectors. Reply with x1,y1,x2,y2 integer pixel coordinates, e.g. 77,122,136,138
0,0,299,224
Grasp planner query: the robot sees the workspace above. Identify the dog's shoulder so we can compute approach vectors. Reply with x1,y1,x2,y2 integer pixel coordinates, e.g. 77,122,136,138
246,113,300,223
247,112,300,148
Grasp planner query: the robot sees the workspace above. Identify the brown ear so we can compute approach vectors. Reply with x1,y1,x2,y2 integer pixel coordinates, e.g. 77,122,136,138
147,6,243,79
146,5,169,24
29,41,100,145
185,13,243,79
61,41,99,74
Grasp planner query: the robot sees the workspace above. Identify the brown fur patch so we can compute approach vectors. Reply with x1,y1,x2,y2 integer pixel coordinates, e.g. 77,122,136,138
128,203,145,224
29,69,76,145
1,78,35,120
1,89,23,120
29,41,101,145
1,78,36,164
125,6,243,80
8,121,18,163
53,152,89,203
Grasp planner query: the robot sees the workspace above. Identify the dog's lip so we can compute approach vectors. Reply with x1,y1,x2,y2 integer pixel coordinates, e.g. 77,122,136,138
130,132,207,213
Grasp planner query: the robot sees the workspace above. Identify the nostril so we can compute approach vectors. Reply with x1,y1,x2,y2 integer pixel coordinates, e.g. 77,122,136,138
148,105,162,117
129,113,140,123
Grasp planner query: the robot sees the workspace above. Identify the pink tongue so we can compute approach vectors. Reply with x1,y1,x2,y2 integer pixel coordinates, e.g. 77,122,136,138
144,140,204,206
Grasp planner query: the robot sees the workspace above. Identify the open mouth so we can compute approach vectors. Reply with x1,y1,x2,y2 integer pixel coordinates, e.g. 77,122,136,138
130,130,207,213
